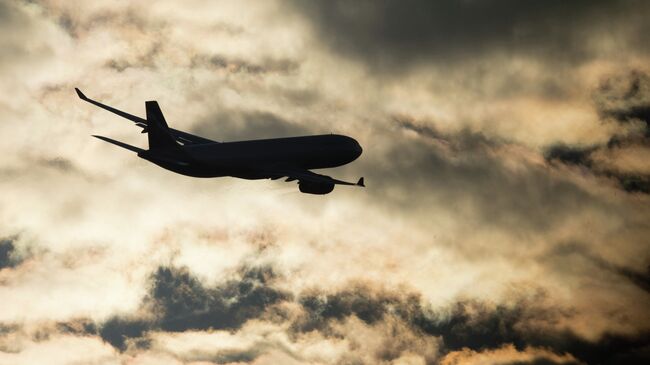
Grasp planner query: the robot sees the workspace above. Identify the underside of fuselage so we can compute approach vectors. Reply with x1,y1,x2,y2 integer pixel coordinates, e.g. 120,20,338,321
140,134,363,180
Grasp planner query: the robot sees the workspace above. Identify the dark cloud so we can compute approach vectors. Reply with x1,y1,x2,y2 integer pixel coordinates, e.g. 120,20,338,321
192,109,312,142
546,144,650,194
507,360,580,365
27,264,650,363
96,264,291,351
545,144,595,169
539,70,650,194
598,70,650,129
151,265,290,332
618,176,650,194
293,283,650,364
99,317,151,352
292,284,405,334
394,116,445,141
0,236,21,270
289,0,650,69
547,242,650,293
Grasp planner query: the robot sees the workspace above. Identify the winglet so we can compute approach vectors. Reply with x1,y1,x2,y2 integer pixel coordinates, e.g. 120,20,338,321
75,88,87,100
357,177,365,187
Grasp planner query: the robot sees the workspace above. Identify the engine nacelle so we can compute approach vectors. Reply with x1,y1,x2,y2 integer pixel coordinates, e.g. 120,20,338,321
298,180,335,194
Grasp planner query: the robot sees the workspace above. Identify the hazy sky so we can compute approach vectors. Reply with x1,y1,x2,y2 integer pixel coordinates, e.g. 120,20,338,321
1,1,649,364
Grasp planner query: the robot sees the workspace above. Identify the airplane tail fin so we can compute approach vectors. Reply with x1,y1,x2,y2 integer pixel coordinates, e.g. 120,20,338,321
145,101,181,152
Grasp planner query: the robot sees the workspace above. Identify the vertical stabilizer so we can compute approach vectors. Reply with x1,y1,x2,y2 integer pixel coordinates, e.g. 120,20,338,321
145,101,179,152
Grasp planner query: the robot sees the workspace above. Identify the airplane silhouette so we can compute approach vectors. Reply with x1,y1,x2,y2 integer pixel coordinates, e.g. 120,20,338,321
76,88,364,194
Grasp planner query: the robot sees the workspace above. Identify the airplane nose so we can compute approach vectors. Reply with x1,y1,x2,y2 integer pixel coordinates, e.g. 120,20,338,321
353,141,363,157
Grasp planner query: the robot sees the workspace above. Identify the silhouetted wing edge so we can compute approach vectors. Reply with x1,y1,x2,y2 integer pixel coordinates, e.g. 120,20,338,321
275,169,364,187
76,88,218,145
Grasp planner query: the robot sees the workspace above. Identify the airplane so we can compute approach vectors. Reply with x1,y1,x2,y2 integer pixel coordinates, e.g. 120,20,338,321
75,88,364,194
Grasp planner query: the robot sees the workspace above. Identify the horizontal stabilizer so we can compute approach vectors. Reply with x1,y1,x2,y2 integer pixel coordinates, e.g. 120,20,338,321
92,135,144,153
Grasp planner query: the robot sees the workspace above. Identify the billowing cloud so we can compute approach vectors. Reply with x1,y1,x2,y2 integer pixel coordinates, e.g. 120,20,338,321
1,0,649,364
289,0,650,69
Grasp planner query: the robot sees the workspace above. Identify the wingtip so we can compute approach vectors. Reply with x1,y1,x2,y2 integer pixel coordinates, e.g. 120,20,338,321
357,177,365,187
75,87,87,100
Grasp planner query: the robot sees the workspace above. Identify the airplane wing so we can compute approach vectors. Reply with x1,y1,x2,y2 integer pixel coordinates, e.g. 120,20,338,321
272,169,364,187
75,88,217,145
92,135,145,153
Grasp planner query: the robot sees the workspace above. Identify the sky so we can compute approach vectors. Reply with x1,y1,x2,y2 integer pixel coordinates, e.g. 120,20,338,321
0,0,649,364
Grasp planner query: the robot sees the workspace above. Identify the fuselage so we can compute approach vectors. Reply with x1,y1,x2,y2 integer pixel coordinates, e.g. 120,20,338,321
139,134,363,179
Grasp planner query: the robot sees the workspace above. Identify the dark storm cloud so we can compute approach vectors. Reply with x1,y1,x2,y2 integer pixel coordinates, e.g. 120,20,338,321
99,317,151,351
192,109,312,142
597,70,650,129
0,238,17,270
151,265,290,332
507,360,579,365
289,0,650,69
292,283,650,364
292,284,406,334
36,264,650,363
96,264,291,351
546,144,650,194
538,70,650,193
0,236,23,270
394,116,506,151
394,116,445,141
544,144,596,169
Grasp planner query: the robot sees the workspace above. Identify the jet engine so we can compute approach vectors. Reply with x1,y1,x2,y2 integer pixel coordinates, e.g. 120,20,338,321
298,180,335,194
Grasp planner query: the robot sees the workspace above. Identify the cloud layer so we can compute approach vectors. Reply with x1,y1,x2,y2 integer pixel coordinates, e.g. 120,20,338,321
1,1,649,364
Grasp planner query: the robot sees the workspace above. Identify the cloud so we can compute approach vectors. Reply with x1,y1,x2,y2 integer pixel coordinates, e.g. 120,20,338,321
48,262,643,363
192,109,312,142
94,264,291,352
0,237,19,270
540,69,650,193
1,1,650,364
289,0,650,70
440,344,580,365
545,242,650,294
190,54,300,76
597,70,650,128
